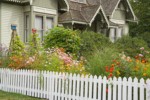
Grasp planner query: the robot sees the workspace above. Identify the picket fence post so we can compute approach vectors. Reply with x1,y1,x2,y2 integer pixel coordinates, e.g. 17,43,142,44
146,79,150,100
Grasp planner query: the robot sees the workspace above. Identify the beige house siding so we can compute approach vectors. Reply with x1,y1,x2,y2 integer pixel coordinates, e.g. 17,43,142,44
112,9,126,21
1,3,24,46
32,0,58,10
0,3,1,44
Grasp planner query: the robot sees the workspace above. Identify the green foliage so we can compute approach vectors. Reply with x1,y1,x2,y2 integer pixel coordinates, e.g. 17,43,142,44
130,0,150,36
115,36,149,57
79,30,112,57
137,32,150,47
9,32,25,56
86,47,119,76
44,27,81,54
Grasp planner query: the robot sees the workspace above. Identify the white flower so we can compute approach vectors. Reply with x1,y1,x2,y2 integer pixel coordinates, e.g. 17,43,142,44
140,47,144,50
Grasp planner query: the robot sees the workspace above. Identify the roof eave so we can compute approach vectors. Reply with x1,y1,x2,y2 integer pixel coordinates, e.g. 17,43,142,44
59,21,88,25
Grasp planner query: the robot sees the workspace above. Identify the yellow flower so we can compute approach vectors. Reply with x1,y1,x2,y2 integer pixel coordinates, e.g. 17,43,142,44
134,66,139,71
117,71,120,76
143,73,147,76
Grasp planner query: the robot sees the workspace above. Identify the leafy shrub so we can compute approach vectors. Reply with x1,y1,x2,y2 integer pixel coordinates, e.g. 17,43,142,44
9,32,25,56
138,32,150,47
79,31,112,57
44,27,81,54
115,36,149,57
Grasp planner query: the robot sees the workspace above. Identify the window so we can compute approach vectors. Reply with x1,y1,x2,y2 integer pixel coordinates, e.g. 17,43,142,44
46,17,53,31
24,15,29,42
35,16,44,41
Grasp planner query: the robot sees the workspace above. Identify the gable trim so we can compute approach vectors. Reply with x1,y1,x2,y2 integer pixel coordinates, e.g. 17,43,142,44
111,0,136,20
64,0,69,11
126,0,136,20
89,6,109,27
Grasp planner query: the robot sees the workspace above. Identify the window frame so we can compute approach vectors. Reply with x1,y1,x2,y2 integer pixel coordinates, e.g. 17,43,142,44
34,13,54,41
24,13,30,43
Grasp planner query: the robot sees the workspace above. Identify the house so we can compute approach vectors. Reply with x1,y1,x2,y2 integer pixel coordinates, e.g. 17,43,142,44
0,0,137,47
59,0,137,42
0,0,69,46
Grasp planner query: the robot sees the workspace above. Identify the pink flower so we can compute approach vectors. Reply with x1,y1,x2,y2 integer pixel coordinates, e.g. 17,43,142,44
139,54,144,57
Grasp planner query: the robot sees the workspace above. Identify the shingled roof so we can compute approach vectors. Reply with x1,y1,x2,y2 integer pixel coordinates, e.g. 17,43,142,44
59,0,109,25
101,0,119,16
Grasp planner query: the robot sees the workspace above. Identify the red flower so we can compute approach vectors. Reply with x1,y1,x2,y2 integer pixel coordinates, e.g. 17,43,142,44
107,73,113,79
109,67,114,73
106,88,108,93
32,28,37,33
105,66,109,72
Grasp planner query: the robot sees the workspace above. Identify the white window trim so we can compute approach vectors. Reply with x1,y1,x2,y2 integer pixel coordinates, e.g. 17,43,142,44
24,14,30,43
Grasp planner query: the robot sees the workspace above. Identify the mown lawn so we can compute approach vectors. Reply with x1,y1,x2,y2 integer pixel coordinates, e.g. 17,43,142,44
0,91,47,100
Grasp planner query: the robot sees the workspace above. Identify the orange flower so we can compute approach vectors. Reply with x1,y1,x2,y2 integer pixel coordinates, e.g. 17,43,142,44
111,64,115,67
116,62,120,65
141,59,146,63
129,59,132,62
109,67,114,73
143,73,147,76
135,56,139,59
144,67,147,71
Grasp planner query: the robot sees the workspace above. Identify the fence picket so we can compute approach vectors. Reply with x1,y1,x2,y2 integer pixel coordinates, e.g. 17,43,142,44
98,76,102,100
84,75,88,100
140,78,145,100
68,73,72,100
80,75,84,100
93,75,97,100
89,75,93,100
108,78,112,100
133,78,138,100
118,77,122,100
113,77,117,100
128,77,132,100
102,76,107,100
146,79,150,100
123,77,127,100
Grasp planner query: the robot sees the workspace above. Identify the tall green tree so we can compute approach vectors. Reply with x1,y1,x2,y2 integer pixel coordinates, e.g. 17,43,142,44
130,0,150,36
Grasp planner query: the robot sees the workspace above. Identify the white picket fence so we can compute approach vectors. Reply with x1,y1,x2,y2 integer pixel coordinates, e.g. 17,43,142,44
0,68,150,100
